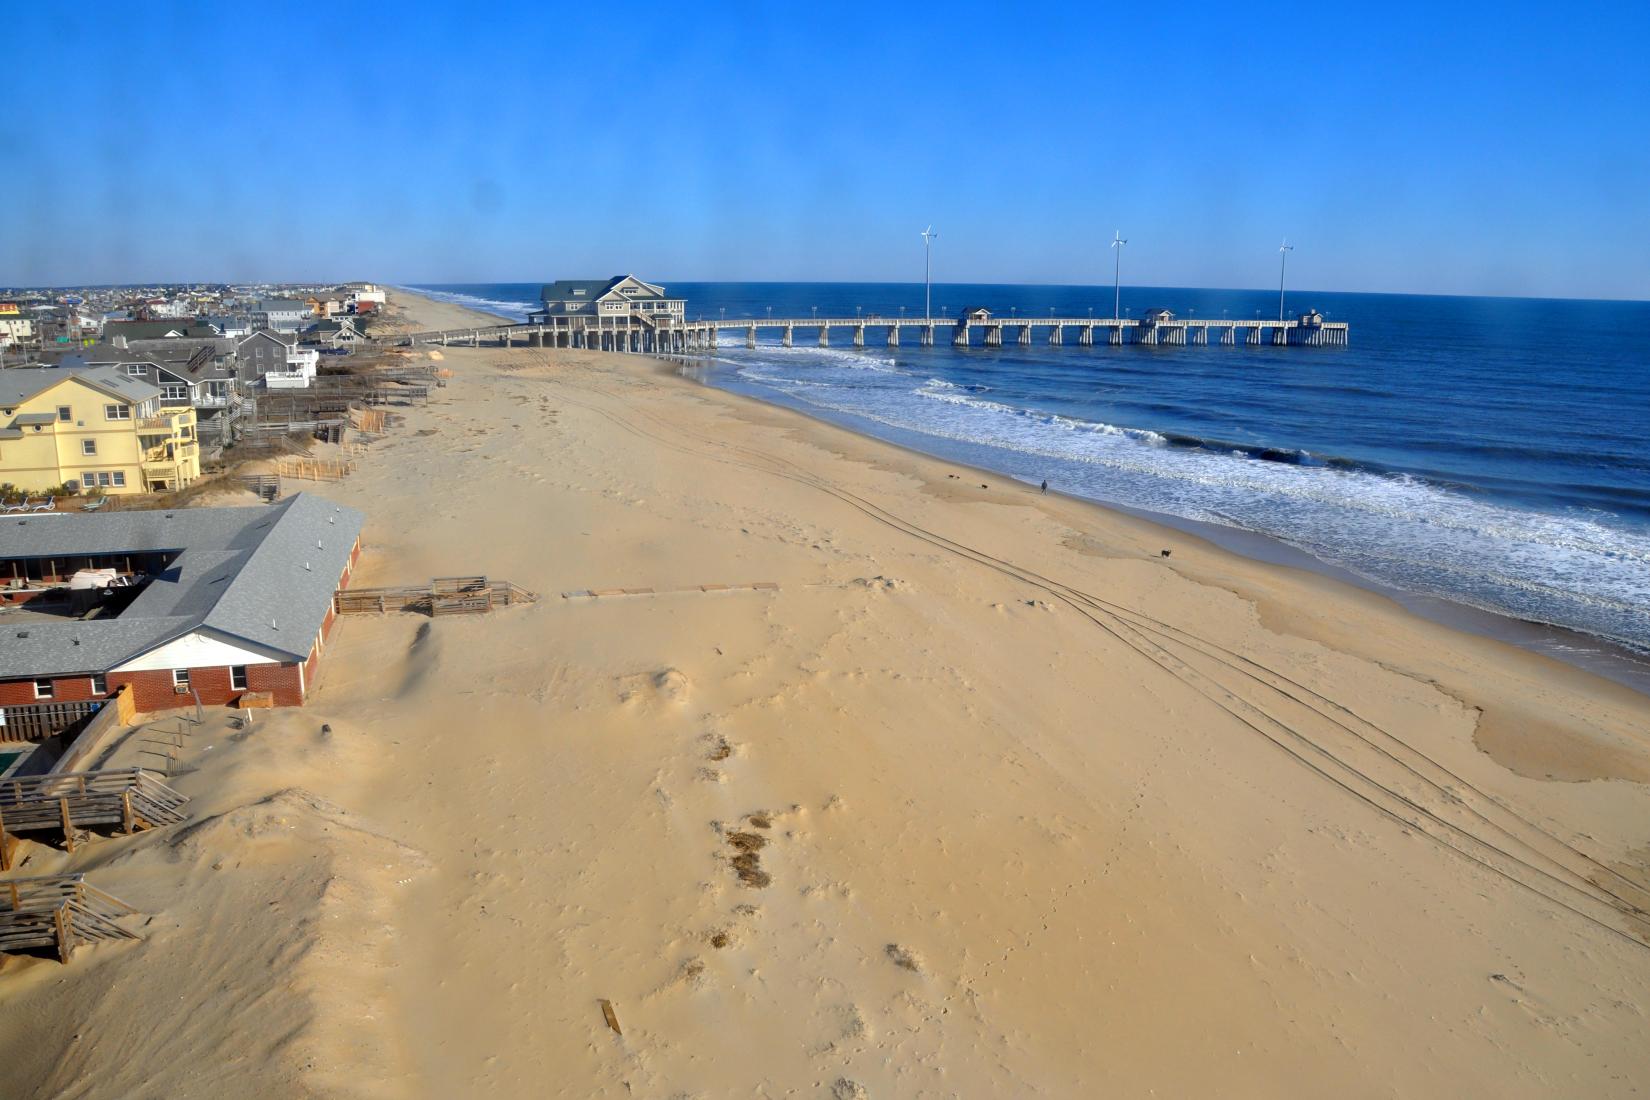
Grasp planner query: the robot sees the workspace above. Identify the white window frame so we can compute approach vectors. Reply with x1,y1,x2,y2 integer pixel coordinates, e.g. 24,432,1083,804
33,679,54,700
172,668,191,689
230,666,249,691
105,403,130,420
90,674,107,694
112,471,126,487
125,364,147,377
81,438,97,456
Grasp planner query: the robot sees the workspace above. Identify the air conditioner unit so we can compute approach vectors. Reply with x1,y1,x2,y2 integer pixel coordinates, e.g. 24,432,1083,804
173,684,190,695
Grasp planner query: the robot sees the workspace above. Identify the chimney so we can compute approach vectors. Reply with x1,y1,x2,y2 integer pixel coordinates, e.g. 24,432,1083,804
114,335,128,349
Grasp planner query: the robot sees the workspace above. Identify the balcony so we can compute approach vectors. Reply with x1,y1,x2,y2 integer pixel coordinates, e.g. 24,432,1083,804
138,415,183,433
145,441,198,463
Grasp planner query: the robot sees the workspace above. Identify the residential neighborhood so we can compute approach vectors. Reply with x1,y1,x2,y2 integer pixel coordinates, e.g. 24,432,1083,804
0,282,394,496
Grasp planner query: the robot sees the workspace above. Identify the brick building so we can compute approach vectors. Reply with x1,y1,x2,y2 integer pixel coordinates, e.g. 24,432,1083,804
0,494,363,711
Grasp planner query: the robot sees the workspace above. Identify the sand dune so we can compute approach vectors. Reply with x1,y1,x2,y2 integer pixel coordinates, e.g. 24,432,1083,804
3,288,1647,1098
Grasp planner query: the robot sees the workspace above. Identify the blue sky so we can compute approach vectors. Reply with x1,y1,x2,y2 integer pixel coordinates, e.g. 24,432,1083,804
4,2,1647,299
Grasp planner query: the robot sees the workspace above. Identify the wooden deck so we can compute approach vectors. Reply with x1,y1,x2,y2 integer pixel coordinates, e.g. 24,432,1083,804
0,874,141,962
0,768,189,869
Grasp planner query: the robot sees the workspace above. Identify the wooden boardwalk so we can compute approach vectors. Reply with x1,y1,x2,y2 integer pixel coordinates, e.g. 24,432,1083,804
0,874,141,962
0,768,189,868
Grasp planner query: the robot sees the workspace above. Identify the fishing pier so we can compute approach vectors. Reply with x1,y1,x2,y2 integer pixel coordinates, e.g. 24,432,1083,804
397,310,1348,354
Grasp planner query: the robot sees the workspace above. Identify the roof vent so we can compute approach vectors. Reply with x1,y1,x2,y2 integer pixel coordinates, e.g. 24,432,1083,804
304,561,312,571
16,630,28,639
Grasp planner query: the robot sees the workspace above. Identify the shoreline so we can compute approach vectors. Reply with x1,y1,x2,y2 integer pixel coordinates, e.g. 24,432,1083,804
397,284,1650,695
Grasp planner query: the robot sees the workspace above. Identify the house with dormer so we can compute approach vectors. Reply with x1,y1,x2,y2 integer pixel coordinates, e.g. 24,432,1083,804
527,275,686,330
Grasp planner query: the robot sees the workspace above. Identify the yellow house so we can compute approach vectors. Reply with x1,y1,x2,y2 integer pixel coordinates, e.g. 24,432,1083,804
0,367,200,495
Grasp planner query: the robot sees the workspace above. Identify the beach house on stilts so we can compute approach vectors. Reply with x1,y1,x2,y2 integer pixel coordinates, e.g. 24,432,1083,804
526,276,686,352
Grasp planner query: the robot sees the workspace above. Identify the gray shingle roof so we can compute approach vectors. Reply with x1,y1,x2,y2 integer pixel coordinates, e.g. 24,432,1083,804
0,493,365,678
540,279,621,303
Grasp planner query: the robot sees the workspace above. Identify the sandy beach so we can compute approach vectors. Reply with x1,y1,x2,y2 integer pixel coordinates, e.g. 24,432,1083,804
4,286,1648,1099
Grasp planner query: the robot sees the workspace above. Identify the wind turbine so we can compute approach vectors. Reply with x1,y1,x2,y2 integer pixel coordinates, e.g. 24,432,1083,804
921,226,939,321
1277,239,1294,321
1110,231,1127,321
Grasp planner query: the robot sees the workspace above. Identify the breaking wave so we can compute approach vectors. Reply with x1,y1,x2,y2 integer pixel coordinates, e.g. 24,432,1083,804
705,342,1650,652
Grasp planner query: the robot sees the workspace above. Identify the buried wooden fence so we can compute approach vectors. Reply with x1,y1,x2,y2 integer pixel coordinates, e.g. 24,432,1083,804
0,874,141,962
334,576,538,617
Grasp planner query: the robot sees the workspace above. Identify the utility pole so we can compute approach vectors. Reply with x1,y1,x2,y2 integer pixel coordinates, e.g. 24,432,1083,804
921,226,939,321
1111,231,1127,320
1278,240,1294,321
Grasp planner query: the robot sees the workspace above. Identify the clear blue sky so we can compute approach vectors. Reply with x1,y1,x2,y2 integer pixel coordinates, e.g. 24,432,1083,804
4,2,1647,299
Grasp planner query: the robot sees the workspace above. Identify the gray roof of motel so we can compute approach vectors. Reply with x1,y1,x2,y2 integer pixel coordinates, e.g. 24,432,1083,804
0,493,364,679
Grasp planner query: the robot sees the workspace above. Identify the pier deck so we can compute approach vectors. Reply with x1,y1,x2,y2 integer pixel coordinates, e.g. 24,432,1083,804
388,314,1348,354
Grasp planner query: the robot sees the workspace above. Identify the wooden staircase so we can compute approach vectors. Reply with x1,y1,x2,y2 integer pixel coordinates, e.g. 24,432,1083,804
0,769,189,869
0,874,141,962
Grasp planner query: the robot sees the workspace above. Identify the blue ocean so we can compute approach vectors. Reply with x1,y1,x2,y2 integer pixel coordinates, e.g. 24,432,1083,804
410,282,1650,675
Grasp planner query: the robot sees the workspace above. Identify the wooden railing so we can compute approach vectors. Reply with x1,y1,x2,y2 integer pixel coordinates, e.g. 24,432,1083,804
0,873,141,962
0,767,188,867
335,576,539,617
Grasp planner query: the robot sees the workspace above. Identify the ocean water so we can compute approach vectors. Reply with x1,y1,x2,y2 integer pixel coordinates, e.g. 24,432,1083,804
410,282,1650,669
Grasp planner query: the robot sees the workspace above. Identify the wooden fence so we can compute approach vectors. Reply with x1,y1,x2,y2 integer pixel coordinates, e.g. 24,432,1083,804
335,576,538,617
275,456,355,482
0,700,103,744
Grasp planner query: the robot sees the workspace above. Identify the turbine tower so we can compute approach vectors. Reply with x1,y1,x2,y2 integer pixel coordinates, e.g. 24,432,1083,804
1110,231,1127,321
922,226,939,321
1277,239,1294,321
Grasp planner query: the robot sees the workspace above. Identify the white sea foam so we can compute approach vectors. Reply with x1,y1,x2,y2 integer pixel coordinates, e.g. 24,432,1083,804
716,348,1650,649
399,286,529,323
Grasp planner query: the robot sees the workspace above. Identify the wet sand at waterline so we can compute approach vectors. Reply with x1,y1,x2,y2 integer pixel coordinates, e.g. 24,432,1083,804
3,287,1648,1098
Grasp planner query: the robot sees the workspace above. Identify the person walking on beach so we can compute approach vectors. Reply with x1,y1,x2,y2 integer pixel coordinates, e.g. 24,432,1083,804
1040,479,1049,494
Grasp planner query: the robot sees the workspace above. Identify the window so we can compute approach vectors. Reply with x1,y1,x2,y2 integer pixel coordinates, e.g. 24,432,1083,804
125,364,146,377
111,471,125,488
172,668,191,689
104,403,130,420
230,666,248,691
57,405,72,421
97,472,113,488
90,674,107,695
81,438,97,456
162,384,188,401
33,679,53,700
